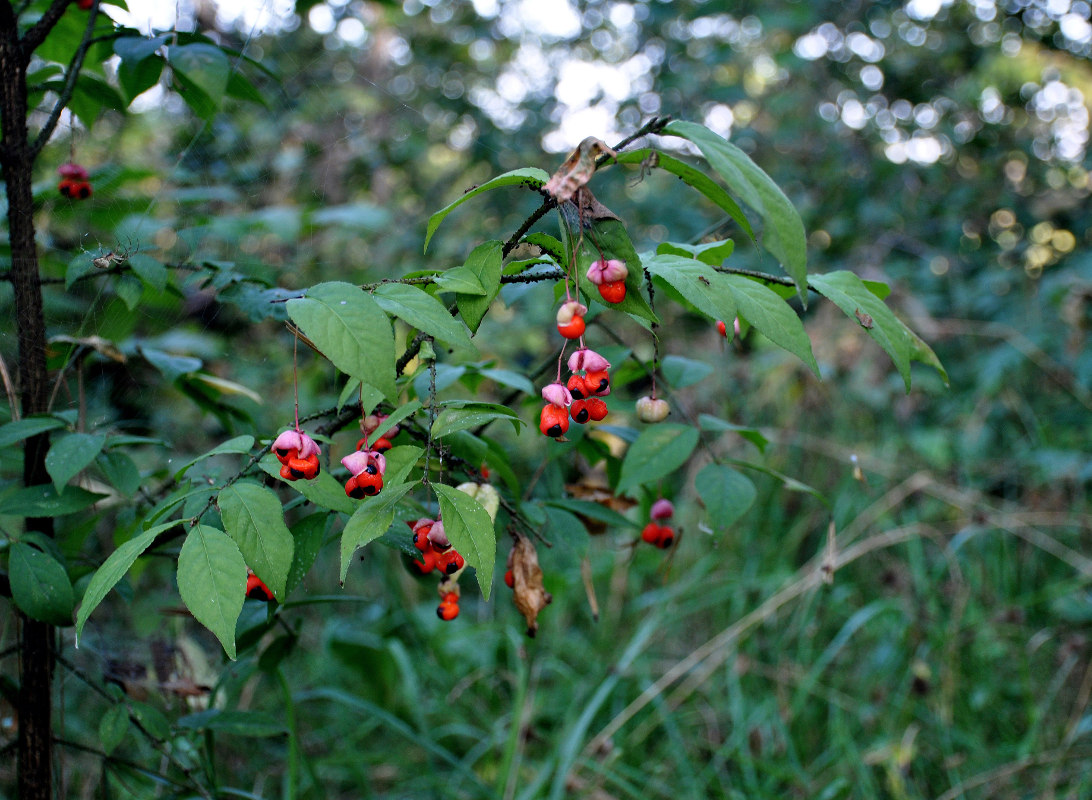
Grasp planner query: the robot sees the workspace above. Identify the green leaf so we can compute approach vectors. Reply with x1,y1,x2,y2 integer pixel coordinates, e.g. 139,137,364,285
616,424,700,496
455,240,504,334
723,274,820,377
434,483,496,600
698,414,768,452
168,43,230,113
0,484,107,517
808,271,914,391
0,416,65,448
10,541,74,626
258,453,356,513
694,464,757,531
177,525,247,659
287,514,328,594
129,701,170,742
287,282,397,402
129,254,168,293
370,401,423,442
906,327,949,386
373,283,475,352
45,432,106,492
218,483,295,602
120,57,163,105
173,434,254,480
379,445,424,488
540,505,589,564
337,379,384,415
424,168,549,252
479,367,535,396
656,238,735,266
340,482,418,583
434,265,488,295
645,253,737,328
115,274,144,311
176,709,287,737
140,347,202,381
431,402,523,438
616,149,753,240
544,498,640,531
99,704,130,755
97,450,142,497
76,521,182,641
114,34,171,63
660,355,714,389
663,121,808,302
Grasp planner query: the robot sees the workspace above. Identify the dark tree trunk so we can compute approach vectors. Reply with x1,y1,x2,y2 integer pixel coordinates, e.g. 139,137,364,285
1,5,56,798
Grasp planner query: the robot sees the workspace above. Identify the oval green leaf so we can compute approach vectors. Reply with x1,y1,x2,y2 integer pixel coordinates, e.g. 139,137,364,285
287,282,397,402
218,483,295,601
177,525,247,659
723,274,820,377
435,483,497,600
373,283,475,352
663,120,808,303
45,432,106,492
340,482,418,583
76,520,182,641
695,463,757,531
10,541,75,626
616,424,700,496
424,168,548,253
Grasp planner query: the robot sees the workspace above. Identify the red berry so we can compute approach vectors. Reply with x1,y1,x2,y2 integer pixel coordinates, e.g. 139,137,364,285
566,374,588,400
584,370,610,396
504,569,514,589
657,528,675,549
412,548,439,574
641,522,662,544
539,404,570,438
437,549,465,575
372,437,393,453
275,446,298,465
585,397,608,421
75,181,92,199
412,525,433,552
557,316,585,339
246,573,274,602
279,463,294,480
353,471,383,497
598,281,626,303
437,601,459,621
287,454,320,480
716,320,728,338
569,400,590,424
58,180,74,198
77,0,94,9
442,592,459,604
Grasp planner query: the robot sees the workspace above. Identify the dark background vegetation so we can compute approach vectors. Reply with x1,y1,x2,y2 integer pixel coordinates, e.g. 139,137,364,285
3,0,1091,797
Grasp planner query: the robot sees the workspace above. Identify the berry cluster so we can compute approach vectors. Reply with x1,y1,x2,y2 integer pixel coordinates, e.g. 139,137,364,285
57,163,92,199
538,347,611,439
408,518,467,620
641,498,676,549
271,429,321,480
342,414,399,498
